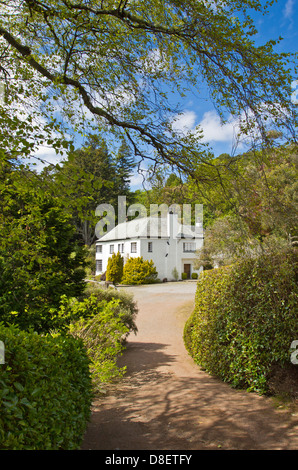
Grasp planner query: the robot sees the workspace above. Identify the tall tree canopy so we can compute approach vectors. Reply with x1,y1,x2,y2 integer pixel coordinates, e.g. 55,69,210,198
44,135,135,246
0,0,297,177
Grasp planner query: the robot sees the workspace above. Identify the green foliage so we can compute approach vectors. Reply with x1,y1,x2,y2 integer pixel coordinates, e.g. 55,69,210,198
184,247,298,395
172,267,179,281
0,164,87,333
181,273,187,280
1,1,296,175
43,135,135,246
83,284,138,337
85,244,96,278
0,323,92,450
115,138,135,202
122,257,158,285
191,272,198,279
66,295,130,392
106,252,124,285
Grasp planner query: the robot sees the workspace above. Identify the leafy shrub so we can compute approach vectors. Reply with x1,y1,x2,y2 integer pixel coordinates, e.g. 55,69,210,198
172,267,179,281
181,272,187,280
0,323,92,450
191,272,198,279
184,248,298,395
122,257,158,285
82,283,138,337
106,252,124,284
67,295,130,391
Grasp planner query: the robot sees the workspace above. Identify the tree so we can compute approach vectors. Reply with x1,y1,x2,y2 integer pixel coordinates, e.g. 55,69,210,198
193,144,298,268
106,252,124,285
44,135,134,246
115,138,135,200
0,161,87,333
0,0,297,178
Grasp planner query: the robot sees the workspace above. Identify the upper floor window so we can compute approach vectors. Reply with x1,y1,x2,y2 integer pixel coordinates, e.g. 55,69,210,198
96,245,102,253
183,242,196,252
148,242,153,252
131,242,137,253
109,244,114,254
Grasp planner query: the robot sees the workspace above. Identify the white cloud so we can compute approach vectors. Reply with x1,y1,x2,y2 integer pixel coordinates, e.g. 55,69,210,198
171,109,240,143
32,145,66,168
170,110,197,134
284,0,295,19
198,110,240,143
129,165,150,190
129,172,145,189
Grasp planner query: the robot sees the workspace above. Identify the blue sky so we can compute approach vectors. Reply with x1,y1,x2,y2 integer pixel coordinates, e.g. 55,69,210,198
168,1,298,155
32,0,298,190
128,1,298,189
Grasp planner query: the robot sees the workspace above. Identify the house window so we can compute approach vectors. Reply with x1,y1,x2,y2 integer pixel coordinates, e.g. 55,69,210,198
96,245,102,253
118,243,121,253
131,242,137,253
96,260,103,272
148,242,152,252
121,243,124,253
183,242,196,252
109,244,114,254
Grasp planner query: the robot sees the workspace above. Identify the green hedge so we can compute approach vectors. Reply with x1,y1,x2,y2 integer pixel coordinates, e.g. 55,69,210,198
184,248,298,394
0,324,92,449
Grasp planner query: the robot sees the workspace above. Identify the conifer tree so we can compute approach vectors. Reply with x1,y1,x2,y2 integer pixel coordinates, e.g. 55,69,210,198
106,252,124,285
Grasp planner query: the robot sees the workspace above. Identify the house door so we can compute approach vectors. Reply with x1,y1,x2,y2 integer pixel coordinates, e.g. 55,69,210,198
184,264,191,279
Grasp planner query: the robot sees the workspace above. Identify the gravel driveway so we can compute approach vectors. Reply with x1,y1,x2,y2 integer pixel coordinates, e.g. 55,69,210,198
81,282,298,450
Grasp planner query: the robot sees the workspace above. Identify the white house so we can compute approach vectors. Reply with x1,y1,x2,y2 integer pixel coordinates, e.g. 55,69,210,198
95,211,204,281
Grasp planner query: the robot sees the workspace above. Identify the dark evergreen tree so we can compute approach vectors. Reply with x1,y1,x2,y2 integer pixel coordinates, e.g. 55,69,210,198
0,161,87,333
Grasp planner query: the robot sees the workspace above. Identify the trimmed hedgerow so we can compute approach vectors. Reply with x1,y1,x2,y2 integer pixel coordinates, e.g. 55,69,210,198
184,248,298,394
0,324,92,450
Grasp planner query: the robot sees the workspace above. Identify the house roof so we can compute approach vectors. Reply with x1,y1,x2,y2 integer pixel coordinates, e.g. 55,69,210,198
97,216,201,241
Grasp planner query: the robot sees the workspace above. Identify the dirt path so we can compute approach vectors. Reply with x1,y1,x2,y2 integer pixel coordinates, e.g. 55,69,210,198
81,282,298,450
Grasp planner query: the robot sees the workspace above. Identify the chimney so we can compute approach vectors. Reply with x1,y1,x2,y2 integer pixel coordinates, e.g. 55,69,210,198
167,210,179,239
195,218,203,238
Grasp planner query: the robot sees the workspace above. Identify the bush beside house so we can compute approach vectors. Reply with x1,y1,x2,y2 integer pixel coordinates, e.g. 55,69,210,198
106,252,124,285
121,256,158,285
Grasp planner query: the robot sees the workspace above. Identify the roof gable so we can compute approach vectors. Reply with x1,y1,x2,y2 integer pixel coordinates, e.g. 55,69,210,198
97,215,201,241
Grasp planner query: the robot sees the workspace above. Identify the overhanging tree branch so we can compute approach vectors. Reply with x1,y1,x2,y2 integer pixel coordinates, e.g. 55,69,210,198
0,0,297,181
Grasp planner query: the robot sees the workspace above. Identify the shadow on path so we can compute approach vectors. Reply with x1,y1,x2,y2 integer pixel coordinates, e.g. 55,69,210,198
82,340,298,450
